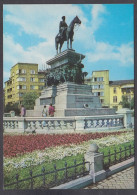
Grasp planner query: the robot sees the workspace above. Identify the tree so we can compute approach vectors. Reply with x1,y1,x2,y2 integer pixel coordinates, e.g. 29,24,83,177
119,95,134,109
22,92,39,110
130,97,134,110
4,102,20,116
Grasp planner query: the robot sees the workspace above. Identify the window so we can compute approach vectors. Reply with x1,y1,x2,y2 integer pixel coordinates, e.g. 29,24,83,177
92,85,104,89
17,85,26,89
30,77,35,82
113,96,117,103
113,87,117,94
100,99,104,103
19,93,24,97
93,92,97,96
16,69,26,74
100,84,104,89
22,69,26,74
100,92,104,96
22,85,26,89
30,70,35,74
17,77,26,82
97,77,103,82
93,77,104,82
39,78,45,82
93,92,104,96
39,86,44,90
16,70,19,74
93,85,98,89
30,85,36,89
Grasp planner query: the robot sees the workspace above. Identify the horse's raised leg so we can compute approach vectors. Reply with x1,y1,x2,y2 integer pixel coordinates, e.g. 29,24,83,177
67,39,69,49
59,43,62,53
70,39,72,49
55,37,58,54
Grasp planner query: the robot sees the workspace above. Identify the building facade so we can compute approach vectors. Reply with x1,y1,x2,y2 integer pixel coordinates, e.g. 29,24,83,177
84,70,134,110
4,63,45,106
109,80,134,110
85,70,110,108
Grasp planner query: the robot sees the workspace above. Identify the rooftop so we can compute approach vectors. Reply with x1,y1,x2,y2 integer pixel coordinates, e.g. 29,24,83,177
109,80,134,86
92,70,109,72
11,62,38,69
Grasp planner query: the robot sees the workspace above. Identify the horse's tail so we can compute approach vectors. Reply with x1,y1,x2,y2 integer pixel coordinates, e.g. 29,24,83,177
55,34,59,50
55,37,57,50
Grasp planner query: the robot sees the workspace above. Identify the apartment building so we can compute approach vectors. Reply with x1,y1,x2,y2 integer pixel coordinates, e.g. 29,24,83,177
109,80,134,110
84,70,134,110
4,63,45,105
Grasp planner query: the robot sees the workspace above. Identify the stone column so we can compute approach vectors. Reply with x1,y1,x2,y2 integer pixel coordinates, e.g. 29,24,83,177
116,108,133,128
18,117,26,133
84,143,106,183
75,116,85,131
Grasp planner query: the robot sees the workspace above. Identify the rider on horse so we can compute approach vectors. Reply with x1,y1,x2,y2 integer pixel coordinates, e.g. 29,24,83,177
59,16,68,39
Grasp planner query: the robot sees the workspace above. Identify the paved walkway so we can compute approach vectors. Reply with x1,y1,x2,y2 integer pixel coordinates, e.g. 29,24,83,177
85,166,134,189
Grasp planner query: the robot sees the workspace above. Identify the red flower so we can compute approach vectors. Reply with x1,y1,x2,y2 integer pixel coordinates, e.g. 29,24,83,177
3,131,126,158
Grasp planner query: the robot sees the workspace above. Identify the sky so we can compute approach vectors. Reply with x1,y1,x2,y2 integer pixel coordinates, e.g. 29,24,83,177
3,4,134,84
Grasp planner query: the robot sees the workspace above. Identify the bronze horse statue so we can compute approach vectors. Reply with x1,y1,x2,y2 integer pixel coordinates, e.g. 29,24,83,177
55,16,81,54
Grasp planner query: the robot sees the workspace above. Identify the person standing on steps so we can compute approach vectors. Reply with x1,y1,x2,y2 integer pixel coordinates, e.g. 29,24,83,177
49,103,55,117
42,105,48,117
20,105,26,117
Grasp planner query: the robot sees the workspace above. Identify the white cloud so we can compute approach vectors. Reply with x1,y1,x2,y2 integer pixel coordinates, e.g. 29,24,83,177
91,4,107,33
86,42,134,66
4,4,84,39
3,34,54,73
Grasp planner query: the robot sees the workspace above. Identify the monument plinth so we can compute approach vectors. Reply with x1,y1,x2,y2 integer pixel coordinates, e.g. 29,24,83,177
47,49,85,69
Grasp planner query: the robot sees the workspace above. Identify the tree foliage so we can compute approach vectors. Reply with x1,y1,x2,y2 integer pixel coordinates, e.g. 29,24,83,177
119,95,134,109
130,97,134,110
22,92,39,110
4,103,20,116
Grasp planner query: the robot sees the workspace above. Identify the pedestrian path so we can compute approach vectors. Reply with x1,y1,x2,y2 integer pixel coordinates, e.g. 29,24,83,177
85,166,134,189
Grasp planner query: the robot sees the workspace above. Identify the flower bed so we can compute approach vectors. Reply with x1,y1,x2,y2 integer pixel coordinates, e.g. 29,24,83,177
4,133,134,190
4,131,127,158
4,131,134,172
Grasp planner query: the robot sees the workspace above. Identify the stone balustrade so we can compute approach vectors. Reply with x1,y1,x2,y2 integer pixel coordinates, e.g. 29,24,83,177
3,114,127,134
84,115,124,130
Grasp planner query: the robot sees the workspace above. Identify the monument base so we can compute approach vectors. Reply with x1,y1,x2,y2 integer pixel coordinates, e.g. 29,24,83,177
54,108,115,117
26,82,115,117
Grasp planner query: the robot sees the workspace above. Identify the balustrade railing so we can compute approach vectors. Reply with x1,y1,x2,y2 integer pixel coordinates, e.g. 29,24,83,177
84,115,124,129
3,115,124,133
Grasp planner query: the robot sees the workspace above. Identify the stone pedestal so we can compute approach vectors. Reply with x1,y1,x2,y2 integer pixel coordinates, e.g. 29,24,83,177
55,82,101,108
47,49,85,69
84,143,106,183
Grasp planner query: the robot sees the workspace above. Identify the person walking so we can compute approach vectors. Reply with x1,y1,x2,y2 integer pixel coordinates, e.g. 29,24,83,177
42,105,48,117
49,103,55,117
20,105,26,117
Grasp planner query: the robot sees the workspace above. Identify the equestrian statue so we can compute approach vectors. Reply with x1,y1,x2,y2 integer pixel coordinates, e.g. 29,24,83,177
55,16,81,54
